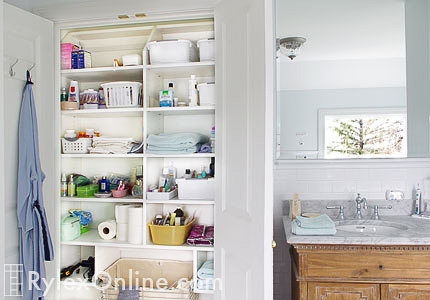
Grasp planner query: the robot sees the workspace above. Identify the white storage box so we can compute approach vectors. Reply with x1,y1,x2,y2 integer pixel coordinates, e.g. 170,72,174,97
177,178,214,200
101,81,142,108
122,54,142,66
61,138,92,154
146,189,178,200
147,40,198,64
197,82,216,106
197,39,215,61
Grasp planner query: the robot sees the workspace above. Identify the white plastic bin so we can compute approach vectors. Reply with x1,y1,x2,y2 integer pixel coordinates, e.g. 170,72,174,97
101,81,142,108
147,40,197,64
176,178,215,200
146,189,178,200
197,82,216,106
61,138,92,154
197,39,216,61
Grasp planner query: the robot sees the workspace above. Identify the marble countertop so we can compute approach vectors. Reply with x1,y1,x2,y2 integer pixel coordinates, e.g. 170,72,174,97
284,215,430,245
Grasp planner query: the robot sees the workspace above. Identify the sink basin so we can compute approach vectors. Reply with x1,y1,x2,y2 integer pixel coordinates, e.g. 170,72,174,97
335,220,408,234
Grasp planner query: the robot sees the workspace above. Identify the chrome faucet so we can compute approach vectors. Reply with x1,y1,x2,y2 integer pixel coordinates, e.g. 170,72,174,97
354,193,368,219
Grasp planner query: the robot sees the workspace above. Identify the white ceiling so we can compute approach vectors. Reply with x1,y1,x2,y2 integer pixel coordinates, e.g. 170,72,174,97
4,0,218,22
276,0,406,61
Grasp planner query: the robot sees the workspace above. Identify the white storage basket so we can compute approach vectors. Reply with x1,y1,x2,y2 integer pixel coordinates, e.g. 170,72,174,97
101,81,142,108
147,40,198,64
176,178,215,200
197,39,215,61
197,82,216,106
61,138,92,154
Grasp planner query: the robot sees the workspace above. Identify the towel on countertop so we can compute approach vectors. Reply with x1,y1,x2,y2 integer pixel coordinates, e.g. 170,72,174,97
291,214,336,236
198,143,212,153
197,260,214,279
147,133,209,149
295,214,335,229
117,288,139,300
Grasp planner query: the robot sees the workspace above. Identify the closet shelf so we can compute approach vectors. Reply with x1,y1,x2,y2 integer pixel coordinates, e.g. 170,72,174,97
61,196,144,203
62,230,214,251
145,61,215,78
61,65,144,82
145,153,215,158
61,107,144,118
61,154,144,158
146,106,215,116
145,198,215,205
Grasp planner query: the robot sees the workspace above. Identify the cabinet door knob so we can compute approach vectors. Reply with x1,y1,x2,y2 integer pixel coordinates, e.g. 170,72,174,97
272,240,277,248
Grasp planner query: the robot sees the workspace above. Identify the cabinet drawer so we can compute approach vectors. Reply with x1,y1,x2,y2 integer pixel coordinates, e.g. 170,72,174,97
382,284,430,300
294,246,430,281
309,282,380,300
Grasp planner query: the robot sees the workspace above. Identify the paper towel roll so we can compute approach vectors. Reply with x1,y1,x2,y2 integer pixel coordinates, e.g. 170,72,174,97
128,206,143,244
115,204,130,224
98,220,117,240
116,223,128,242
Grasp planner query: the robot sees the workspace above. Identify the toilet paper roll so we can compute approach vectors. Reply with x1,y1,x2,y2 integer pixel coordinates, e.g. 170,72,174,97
98,220,117,240
128,206,143,244
116,223,128,242
115,204,141,223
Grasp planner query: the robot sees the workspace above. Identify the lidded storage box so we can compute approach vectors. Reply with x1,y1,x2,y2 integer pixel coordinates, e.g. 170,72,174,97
61,214,81,241
197,82,216,106
197,39,215,61
147,40,198,64
176,178,215,200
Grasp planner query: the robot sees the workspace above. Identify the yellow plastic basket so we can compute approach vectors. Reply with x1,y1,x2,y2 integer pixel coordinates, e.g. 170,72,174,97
148,218,195,246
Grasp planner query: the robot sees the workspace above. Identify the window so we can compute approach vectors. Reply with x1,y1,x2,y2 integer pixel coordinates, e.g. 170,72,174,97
320,108,407,159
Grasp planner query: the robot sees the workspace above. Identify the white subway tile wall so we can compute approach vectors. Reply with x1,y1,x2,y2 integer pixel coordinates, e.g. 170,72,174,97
273,159,430,300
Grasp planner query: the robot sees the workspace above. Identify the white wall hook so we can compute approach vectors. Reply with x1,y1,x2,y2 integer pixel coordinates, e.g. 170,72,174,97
9,59,19,77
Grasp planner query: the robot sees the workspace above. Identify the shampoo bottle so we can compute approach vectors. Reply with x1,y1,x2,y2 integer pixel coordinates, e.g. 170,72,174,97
415,183,423,215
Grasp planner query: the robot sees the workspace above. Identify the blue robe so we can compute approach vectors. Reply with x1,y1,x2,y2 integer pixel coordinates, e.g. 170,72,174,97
17,79,54,300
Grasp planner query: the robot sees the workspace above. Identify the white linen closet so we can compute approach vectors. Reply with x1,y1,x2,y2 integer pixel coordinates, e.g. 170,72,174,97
1,1,275,299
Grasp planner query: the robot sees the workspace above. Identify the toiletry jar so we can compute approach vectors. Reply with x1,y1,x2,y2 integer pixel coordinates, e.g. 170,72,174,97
61,214,81,241
176,178,215,200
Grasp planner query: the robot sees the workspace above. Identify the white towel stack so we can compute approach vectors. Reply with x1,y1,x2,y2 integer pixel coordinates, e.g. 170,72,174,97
88,137,137,154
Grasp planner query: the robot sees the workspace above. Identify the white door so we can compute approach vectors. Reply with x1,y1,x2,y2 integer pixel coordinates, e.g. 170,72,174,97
214,0,275,299
2,4,56,300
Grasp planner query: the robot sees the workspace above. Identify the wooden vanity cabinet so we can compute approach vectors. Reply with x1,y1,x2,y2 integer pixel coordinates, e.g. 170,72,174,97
291,244,430,300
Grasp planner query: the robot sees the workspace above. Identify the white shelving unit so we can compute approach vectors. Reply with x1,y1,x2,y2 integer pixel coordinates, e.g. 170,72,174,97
59,18,215,300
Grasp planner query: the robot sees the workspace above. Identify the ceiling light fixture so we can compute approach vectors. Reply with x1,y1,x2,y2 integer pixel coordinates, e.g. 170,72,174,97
277,37,307,60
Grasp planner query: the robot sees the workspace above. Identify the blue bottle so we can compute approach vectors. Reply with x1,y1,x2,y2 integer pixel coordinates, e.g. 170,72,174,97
99,176,110,193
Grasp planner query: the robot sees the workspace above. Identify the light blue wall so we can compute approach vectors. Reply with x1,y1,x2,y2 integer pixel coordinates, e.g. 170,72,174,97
279,87,407,155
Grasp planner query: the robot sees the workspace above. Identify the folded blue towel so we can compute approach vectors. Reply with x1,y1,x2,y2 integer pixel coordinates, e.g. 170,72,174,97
291,214,336,235
117,288,139,300
197,279,214,290
146,145,199,154
147,133,209,148
197,260,214,279
295,214,335,229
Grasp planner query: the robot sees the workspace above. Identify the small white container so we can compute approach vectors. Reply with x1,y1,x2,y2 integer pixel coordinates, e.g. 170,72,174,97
197,39,216,61
197,82,216,106
147,40,198,64
101,81,142,108
61,138,92,154
122,54,142,66
146,189,178,200
176,178,214,200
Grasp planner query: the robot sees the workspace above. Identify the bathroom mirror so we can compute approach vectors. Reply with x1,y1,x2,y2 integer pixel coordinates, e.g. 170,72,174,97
275,0,425,160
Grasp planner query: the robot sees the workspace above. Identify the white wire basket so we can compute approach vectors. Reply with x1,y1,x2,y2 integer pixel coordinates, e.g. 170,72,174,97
61,138,92,154
101,81,142,108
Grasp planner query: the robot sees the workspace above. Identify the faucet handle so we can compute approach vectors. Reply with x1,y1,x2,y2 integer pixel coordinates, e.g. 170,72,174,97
326,205,345,220
369,205,392,220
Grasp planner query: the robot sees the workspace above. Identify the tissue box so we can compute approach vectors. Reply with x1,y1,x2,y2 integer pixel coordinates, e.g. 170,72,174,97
61,43,80,70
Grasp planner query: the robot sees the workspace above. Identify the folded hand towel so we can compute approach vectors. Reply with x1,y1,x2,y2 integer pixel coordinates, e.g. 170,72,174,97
197,279,214,290
198,143,212,153
197,260,214,279
146,145,199,154
147,133,209,148
295,214,335,229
